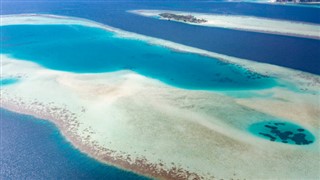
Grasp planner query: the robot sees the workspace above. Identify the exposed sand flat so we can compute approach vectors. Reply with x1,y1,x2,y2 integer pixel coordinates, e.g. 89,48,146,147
130,9,320,39
1,15,320,179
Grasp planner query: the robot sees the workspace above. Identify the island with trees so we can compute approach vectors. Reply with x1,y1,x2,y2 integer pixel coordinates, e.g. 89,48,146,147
159,13,207,24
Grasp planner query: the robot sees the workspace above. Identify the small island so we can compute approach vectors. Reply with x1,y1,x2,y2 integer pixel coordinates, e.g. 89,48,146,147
275,0,320,3
129,9,320,40
159,13,207,24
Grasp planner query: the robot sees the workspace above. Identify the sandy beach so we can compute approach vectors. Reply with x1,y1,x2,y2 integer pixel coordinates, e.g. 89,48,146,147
130,9,320,40
1,14,320,179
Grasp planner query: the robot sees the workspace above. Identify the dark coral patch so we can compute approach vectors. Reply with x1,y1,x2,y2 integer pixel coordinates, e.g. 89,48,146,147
249,121,315,145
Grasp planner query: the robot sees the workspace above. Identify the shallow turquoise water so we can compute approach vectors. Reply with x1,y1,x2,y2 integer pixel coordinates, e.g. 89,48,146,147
2,24,276,90
249,121,315,145
0,78,19,86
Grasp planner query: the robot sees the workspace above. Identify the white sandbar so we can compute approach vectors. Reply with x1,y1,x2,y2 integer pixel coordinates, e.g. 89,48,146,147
130,9,320,39
1,14,320,179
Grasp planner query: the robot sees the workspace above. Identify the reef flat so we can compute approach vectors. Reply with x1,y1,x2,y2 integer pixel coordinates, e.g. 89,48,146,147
130,10,320,39
1,14,320,179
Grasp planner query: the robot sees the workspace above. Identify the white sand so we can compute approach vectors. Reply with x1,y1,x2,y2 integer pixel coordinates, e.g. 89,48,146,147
130,9,320,39
1,14,320,179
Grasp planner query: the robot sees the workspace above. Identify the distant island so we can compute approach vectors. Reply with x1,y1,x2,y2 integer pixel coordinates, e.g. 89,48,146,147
159,13,207,24
275,0,320,3
129,10,320,40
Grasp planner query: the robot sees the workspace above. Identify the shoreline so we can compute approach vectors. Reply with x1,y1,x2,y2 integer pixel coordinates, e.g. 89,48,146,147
0,14,210,179
0,57,207,179
1,14,320,179
129,9,320,40
0,97,200,180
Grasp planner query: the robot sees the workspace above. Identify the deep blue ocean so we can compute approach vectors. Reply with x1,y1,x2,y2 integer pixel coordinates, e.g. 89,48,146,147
1,0,319,179
0,108,149,179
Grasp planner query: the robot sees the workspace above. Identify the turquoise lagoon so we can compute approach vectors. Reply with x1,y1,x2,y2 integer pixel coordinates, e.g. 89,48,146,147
1,24,276,90
0,78,19,86
249,121,315,145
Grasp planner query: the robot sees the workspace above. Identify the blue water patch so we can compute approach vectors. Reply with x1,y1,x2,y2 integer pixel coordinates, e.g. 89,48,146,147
1,24,276,90
0,108,149,179
249,121,315,145
2,2,320,75
0,78,19,86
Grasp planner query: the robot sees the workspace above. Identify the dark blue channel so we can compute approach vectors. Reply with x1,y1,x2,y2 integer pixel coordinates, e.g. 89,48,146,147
0,108,149,179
